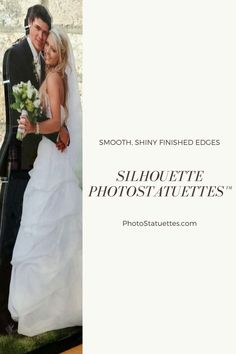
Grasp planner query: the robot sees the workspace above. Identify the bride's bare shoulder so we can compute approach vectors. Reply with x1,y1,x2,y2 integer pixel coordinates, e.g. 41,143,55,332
46,72,63,95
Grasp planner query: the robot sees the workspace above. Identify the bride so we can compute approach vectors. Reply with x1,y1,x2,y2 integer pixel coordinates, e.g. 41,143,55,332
8,27,82,337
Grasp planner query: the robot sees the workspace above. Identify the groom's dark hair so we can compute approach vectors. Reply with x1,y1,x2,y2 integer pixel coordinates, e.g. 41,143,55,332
25,4,52,34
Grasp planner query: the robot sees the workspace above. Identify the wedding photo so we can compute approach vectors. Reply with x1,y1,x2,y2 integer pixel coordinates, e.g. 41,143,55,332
1,0,236,353
0,1,82,353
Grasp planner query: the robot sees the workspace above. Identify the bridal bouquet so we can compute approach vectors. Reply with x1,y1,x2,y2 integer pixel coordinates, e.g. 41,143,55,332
10,80,43,141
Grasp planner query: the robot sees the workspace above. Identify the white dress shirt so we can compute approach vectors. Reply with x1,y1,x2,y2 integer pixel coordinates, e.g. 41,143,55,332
27,36,41,81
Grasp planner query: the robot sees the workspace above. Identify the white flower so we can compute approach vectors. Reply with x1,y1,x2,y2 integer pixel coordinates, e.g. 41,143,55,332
13,85,19,93
34,98,41,108
27,80,34,99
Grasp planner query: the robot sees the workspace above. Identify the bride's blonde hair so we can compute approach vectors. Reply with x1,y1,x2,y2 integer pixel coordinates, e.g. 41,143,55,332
40,27,69,118
46,27,69,76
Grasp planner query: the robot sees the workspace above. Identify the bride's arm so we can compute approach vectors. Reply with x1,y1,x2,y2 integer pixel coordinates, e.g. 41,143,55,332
20,72,63,134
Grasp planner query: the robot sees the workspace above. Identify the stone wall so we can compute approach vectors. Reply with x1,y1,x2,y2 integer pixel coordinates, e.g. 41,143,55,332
0,0,82,144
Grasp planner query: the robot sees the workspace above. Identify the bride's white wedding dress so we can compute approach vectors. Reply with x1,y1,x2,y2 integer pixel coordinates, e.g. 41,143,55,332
8,106,82,337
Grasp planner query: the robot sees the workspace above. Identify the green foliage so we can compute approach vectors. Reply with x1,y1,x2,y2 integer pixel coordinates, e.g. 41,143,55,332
0,326,79,354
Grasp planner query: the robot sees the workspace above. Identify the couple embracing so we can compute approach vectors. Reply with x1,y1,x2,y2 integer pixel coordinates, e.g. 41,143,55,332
0,4,82,336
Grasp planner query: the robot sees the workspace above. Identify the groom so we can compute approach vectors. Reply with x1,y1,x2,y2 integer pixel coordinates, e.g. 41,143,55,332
0,4,69,334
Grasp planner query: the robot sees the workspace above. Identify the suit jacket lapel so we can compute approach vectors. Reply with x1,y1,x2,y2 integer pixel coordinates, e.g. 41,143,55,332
21,38,40,89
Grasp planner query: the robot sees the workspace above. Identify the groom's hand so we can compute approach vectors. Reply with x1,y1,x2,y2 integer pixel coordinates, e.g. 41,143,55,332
56,126,70,152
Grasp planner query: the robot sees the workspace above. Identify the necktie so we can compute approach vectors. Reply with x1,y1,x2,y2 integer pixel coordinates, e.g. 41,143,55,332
34,55,41,81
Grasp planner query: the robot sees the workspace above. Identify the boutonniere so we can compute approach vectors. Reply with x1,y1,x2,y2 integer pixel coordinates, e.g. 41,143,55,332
32,59,40,82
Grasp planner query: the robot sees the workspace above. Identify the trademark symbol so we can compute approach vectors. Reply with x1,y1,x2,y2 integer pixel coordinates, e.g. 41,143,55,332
226,186,233,190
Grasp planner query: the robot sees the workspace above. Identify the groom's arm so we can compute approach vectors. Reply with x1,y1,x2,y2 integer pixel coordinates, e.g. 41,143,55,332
43,127,69,147
36,109,70,148
56,126,70,151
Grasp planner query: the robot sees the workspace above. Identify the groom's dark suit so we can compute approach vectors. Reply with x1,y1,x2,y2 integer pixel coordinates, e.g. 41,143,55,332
8,37,44,170
0,37,56,332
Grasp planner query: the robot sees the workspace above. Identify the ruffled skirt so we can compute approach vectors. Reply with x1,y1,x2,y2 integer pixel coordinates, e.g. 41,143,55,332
8,137,82,336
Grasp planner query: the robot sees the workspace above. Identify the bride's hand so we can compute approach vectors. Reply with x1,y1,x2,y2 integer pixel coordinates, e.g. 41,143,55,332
18,116,35,134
